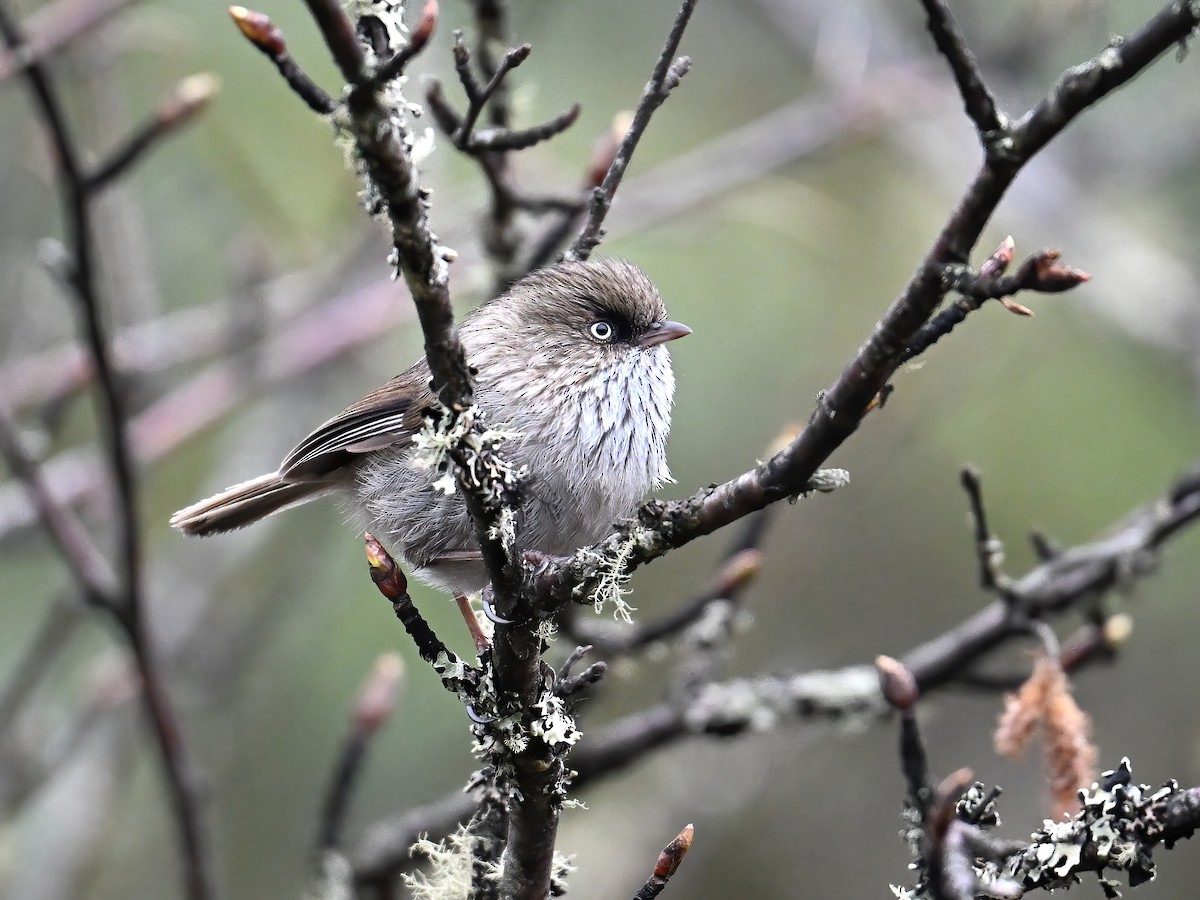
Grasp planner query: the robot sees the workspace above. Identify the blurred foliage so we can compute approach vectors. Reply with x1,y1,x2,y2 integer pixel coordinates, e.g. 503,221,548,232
2,0,1200,898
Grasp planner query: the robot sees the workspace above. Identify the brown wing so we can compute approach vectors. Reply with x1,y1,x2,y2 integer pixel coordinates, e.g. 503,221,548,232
279,360,434,482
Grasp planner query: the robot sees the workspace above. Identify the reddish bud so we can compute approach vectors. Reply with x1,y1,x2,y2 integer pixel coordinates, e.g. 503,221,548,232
712,549,765,597
407,0,438,57
980,235,1016,278
365,532,409,600
354,653,405,733
229,6,286,56
1019,249,1091,293
876,655,919,710
653,824,694,878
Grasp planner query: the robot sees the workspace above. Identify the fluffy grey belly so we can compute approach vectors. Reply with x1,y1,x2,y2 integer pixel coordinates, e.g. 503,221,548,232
350,443,649,596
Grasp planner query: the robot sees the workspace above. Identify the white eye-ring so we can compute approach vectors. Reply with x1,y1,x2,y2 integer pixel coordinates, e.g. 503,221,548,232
589,320,615,341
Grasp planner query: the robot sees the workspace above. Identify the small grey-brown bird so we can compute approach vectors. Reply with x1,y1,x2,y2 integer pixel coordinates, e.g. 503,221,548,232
170,257,690,597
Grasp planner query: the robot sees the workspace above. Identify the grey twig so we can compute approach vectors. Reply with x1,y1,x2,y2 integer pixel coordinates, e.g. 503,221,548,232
958,466,1015,599
314,655,404,858
538,0,1200,609
229,6,336,114
0,0,137,83
566,0,699,262
352,464,1200,883
0,3,216,897
0,404,115,603
86,74,219,190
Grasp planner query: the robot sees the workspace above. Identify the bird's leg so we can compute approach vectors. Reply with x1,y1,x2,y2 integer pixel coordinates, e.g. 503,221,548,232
455,594,491,655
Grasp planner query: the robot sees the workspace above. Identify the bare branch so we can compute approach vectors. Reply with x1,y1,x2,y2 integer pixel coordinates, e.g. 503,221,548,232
87,73,220,190
632,824,694,900
566,0,698,261
539,0,1200,609
0,404,116,604
353,464,1200,882
229,6,336,114
0,0,138,83
918,0,1005,141
0,3,216,895
314,654,405,858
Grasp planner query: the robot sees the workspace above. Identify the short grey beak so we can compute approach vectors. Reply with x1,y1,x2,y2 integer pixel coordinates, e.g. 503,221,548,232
638,320,692,348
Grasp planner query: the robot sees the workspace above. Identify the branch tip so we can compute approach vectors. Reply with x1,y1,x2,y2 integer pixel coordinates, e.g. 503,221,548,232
163,73,221,125
229,5,285,55
654,823,694,878
365,533,409,600
712,548,764,597
1103,613,1133,648
876,655,919,710
354,652,405,734
411,0,438,53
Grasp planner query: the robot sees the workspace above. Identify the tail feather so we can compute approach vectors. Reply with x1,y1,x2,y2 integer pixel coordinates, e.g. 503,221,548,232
170,472,331,536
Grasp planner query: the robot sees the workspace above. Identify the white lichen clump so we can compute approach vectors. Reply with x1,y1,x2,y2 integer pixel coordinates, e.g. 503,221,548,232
343,0,408,52
403,826,489,900
572,529,657,623
892,759,1178,900
411,401,523,506
329,0,441,275
529,694,580,751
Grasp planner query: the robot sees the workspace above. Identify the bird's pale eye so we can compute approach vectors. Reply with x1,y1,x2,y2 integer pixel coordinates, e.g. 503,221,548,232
588,320,615,342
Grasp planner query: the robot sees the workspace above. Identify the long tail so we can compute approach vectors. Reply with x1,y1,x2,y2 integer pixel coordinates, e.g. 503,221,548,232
169,472,332,536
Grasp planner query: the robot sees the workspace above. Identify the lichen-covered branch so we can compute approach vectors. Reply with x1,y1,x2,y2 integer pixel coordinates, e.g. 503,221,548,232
538,0,1200,608
353,462,1200,883
894,758,1200,900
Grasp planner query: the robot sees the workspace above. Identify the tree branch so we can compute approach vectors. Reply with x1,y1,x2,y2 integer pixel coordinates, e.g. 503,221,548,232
536,0,1200,609
352,462,1200,883
566,0,698,261
0,4,216,896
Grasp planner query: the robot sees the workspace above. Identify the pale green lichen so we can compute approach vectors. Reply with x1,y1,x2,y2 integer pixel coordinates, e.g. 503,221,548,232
403,826,488,900
572,529,654,623
327,0,447,276
409,403,523,534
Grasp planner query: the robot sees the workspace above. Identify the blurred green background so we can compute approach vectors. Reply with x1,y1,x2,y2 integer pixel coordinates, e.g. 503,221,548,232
2,0,1200,897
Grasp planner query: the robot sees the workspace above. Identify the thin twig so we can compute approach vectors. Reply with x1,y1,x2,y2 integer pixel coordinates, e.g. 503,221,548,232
0,404,115,602
959,466,1015,598
314,654,404,856
918,0,1005,141
230,6,336,114
352,463,1200,881
566,0,698,261
536,0,1200,609
0,4,216,897
0,0,137,83
86,73,220,190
